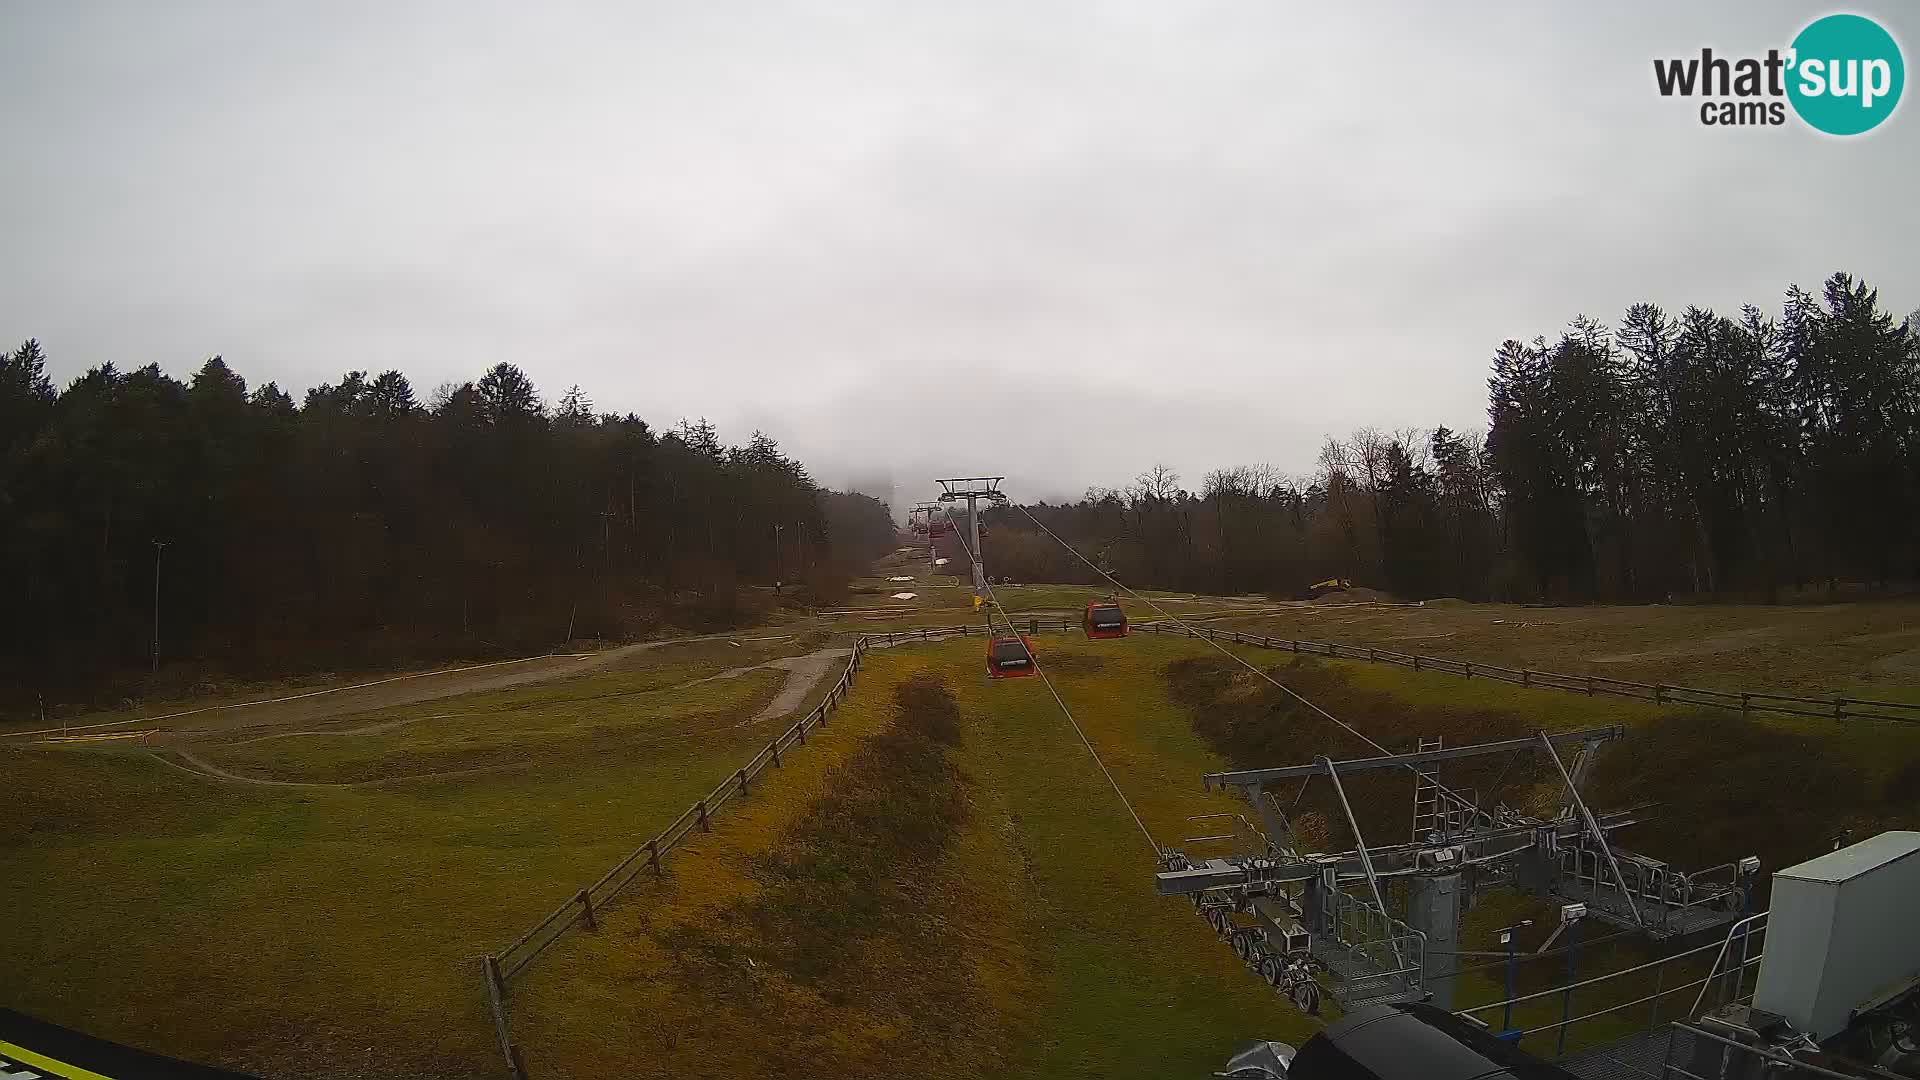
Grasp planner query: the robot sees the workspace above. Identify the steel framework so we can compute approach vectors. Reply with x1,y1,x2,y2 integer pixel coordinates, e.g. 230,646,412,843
1158,727,1759,1014
935,477,1007,598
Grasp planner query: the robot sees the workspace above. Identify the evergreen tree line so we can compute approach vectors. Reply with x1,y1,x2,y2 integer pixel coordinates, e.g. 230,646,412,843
990,273,1919,603
0,349,894,707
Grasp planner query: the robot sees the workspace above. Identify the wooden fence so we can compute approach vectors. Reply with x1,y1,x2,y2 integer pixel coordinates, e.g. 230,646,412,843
475,613,1919,1075
479,618,1074,1077
1132,621,1920,724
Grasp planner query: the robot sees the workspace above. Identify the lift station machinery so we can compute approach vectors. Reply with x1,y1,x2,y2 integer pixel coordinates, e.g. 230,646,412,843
1156,727,1761,1015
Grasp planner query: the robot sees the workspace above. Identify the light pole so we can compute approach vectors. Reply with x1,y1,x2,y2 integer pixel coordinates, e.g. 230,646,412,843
772,523,784,590
1497,919,1533,1034
151,540,168,674
1555,903,1586,1057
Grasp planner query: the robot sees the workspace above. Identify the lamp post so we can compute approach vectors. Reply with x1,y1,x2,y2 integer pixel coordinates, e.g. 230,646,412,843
1498,919,1534,1035
1556,903,1587,1057
151,540,168,674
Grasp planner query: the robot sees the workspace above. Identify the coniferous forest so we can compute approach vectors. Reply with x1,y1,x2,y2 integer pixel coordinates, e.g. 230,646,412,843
5,271,1914,708
0,353,894,708
993,273,1919,604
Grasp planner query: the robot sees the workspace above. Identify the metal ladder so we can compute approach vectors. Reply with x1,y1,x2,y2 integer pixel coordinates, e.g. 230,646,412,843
1411,737,1445,841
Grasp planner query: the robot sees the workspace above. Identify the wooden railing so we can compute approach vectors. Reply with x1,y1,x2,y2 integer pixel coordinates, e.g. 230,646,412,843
1132,621,1920,724
479,618,1073,1077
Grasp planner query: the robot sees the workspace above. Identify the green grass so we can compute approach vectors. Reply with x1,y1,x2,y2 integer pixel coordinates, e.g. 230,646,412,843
13,598,1920,1079
946,634,1307,1077
1209,598,1920,697
1198,639,1920,811
820,586,1260,636
514,634,1305,1079
202,665,785,784
0,659,817,1080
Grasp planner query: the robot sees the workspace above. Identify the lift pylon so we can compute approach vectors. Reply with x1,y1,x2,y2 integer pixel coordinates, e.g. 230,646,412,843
1161,726,1759,1014
935,477,1007,599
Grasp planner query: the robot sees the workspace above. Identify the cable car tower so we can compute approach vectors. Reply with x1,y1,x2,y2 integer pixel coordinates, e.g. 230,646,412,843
1156,728,1760,1013
911,501,942,574
936,477,1007,600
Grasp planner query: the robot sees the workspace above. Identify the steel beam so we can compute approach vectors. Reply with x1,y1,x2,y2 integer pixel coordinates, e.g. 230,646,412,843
1204,726,1624,789
1153,809,1644,895
1535,730,1644,928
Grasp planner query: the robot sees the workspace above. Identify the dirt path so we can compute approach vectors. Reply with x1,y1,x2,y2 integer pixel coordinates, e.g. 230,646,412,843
4,631,800,741
647,647,851,727
153,748,523,789
146,646,854,789
744,651,844,725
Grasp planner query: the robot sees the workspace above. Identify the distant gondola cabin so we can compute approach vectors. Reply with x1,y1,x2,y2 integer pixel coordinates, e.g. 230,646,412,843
986,634,1038,678
1083,600,1128,639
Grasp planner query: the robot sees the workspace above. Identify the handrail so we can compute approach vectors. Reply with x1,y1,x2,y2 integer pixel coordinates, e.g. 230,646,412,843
1318,755,1407,976
1516,963,1756,1037
1667,1020,1865,1080
1459,933,1734,1015
1691,911,1769,1018
1537,730,1643,928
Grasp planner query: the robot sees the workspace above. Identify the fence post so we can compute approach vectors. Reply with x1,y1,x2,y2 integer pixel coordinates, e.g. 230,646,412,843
1741,693,1750,717
648,839,663,878
1586,676,1595,696
483,955,528,1080
697,800,711,832
1291,639,1299,654
736,767,750,795
1413,655,1422,672
1655,685,1665,706
1523,669,1531,688
485,953,508,1000
1030,617,1038,635
1834,695,1844,719
576,889,597,932
770,740,782,767
1367,647,1376,662
1464,662,1473,680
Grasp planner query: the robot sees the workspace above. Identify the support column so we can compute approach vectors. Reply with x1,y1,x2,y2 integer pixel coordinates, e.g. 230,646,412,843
966,494,985,598
1407,870,1464,1009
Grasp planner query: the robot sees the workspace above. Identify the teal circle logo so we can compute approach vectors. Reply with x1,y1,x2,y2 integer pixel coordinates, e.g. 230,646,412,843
1787,14,1904,135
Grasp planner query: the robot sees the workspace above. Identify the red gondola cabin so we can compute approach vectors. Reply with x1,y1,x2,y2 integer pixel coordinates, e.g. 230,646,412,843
1083,600,1128,639
986,634,1038,678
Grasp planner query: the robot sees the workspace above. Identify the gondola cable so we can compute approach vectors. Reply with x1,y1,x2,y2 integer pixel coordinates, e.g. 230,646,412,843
1012,503,1486,813
942,506,1161,857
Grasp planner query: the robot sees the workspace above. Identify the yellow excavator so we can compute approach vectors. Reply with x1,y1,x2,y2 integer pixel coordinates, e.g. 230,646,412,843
1299,576,1352,600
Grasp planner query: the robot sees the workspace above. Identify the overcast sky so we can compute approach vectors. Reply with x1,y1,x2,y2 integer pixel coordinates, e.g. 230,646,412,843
5,2,1915,509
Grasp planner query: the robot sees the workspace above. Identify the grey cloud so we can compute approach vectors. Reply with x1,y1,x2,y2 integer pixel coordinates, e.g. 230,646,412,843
4,0,1914,503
